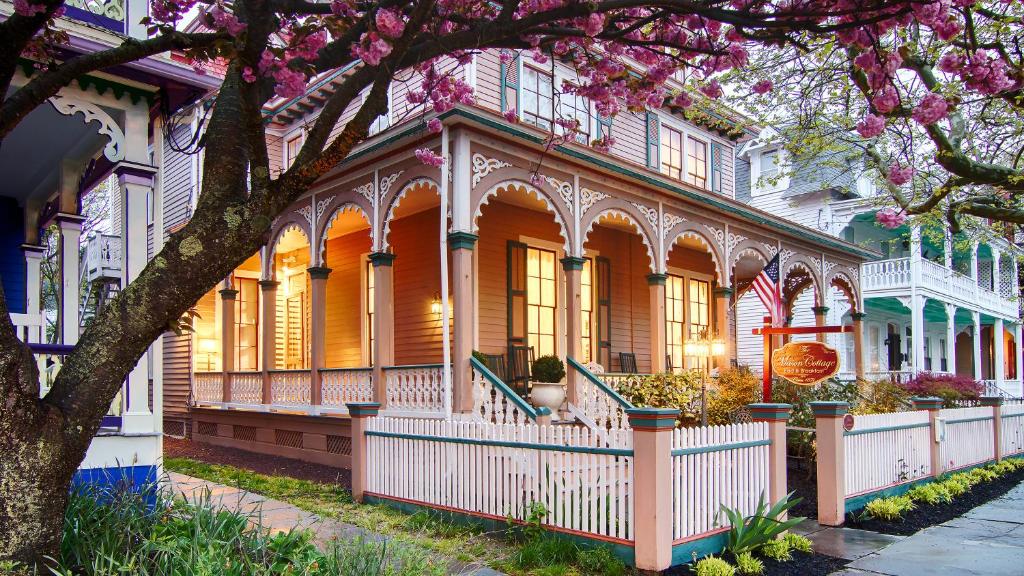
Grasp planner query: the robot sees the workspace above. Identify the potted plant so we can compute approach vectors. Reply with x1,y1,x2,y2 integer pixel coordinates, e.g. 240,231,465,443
530,355,567,419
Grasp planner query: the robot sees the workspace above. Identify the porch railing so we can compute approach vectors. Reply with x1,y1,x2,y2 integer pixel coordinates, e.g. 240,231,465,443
566,357,633,432
469,356,545,424
228,371,263,407
31,343,121,428
861,257,1016,316
600,373,650,388
981,379,1023,399
861,258,911,291
863,370,914,384
383,364,447,416
320,367,373,412
192,371,224,405
10,312,43,344
269,369,311,408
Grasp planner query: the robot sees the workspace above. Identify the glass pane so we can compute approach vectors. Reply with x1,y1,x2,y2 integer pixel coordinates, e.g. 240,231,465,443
527,277,540,304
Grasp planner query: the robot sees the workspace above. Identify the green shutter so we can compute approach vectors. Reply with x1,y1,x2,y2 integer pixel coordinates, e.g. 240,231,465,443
596,111,613,140
710,142,723,193
500,50,521,114
507,240,528,349
645,111,660,169
596,256,611,369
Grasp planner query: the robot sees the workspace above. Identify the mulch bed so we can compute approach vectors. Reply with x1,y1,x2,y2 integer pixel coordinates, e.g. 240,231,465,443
164,437,352,488
667,551,848,575
787,461,818,520
846,465,1024,536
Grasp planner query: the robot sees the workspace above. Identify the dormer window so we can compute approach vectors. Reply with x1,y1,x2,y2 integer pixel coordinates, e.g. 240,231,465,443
760,149,779,180
285,132,304,168
748,144,789,196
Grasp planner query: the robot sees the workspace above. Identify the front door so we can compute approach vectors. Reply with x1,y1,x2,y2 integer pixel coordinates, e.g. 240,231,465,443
886,323,902,370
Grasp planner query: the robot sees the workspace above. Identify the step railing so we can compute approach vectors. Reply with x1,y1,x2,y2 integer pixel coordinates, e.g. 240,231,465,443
320,367,374,412
469,356,547,425
383,363,447,416
566,357,633,432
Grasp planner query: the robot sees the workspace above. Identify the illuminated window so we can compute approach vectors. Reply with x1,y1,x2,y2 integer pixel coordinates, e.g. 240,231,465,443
527,246,557,357
685,136,707,189
366,260,375,365
285,133,303,168
660,126,683,180
666,274,685,372
522,66,554,131
687,279,710,368
234,277,260,371
282,272,309,369
581,258,594,363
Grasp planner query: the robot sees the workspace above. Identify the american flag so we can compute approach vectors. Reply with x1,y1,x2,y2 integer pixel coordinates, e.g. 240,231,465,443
752,254,784,327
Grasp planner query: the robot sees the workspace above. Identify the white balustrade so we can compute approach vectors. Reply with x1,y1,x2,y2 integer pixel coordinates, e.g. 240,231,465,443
192,372,223,405
470,361,537,425
567,358,632,432
844,411,931,497
9,312,43,344
83,234,122,282
384,364,446,415
863,370,914,384
66,0,126,22
228,371,263,406
861,258,911,291
320,368,373,410
269,369,311,407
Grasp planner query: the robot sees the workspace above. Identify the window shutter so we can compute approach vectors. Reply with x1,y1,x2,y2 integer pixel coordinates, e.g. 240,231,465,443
596,111,613,140
645,111,660,169
500,50,521,114
507,240,528,349
596,256,612,369
710,142,723,193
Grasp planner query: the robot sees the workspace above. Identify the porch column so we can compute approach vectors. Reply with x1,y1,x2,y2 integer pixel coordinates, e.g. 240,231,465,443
259,280,279,406
451,233,478,413
970,242,979,285
1016,324,1023,387
851,312,866,380
714,287,733,369
370,252,396,407
22,244,45,343
992,248,1002,294
944,304,957,375
308,266,331,411
647,273,667,373
562,256,585,404
56,213,85,345
117,164,157,433
219,288,237,402
972,311,983,380
910,294,925,374
994,317,1006,387
943,232,953,270
812,306,829,343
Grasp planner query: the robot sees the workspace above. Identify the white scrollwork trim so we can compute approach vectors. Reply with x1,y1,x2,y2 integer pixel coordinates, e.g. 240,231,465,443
296,205,313,227
762,242,779,257
544,176,574,214
471,153,510,188
315,198,331,226
779,248,795,268
379,170,404,198
66,0,125,20
661,214,684,240
823,259,838,277
727,232,747,255
354,182,374,204
578,187,608,214
630,202,659,232
703,224,725,248
48,95,125,162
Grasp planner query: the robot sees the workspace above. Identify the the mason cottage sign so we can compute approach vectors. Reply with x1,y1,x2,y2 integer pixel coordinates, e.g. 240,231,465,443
770,341,841,386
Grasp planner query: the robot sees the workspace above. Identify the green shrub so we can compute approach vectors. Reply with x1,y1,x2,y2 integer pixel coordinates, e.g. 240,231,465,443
970,467,998,483
695,556,737,576
720,492,804,555
759,539,791,561
575,546,626,576
733,551,764,575
908,483,952,505
942,475,971,497
532,355,566,383
864,495,915,521
471,350,489,365
616,372,703,426
782,533,813,553
853,378,911,414
991,460,1018,475
707,367,760,425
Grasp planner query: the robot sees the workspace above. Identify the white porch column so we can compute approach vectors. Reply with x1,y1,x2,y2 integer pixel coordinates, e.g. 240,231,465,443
943,232,953,270
370,252,395,407
22,244,45,343
972,311,982,381
994,317,1006,387
648,273,667,373
944,303,957,375
308,267,330,410
562,256,585,405
259,279,279,405
56,214,85,345
910,294,925,374
992,248,1002,294
970,242,979,286
116,163,158,433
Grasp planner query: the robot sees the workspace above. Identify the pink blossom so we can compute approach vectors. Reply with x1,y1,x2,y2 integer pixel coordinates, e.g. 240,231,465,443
529,172,543,186
503,108,519,122
856,114,886,138
581,13,604,37
938,52,963,73
375,8,406,39
699,80,723,99
911,92,949,126
752,80,772,95
242,66,257,83
672,92,693,108
415,149,445,167
353,32,392,66
290,31,326,61
330,0,355,17
273,67,307,99
887,164,914,185
871,88,900,114
13,0,47,16
427,118,443,133
875,208,906,229
208,5,246,37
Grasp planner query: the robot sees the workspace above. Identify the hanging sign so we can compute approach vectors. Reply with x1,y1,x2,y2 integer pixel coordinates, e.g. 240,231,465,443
770,341,840,386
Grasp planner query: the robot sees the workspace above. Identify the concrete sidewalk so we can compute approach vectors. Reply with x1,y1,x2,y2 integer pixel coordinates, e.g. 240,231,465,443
167,472,502,575
829,481,1024,575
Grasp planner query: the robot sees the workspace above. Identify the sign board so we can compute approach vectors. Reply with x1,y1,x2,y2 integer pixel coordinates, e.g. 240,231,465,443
843,414,855,432
770,341,840,386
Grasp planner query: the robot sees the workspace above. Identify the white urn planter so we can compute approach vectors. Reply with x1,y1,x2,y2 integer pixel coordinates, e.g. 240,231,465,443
530,381,566,420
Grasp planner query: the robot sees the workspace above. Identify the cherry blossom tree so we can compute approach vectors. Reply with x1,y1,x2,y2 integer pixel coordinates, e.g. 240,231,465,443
0,0,995,566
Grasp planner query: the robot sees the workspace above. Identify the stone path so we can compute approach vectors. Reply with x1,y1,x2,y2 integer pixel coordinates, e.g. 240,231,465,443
167,472,502,575
821,481,1024,575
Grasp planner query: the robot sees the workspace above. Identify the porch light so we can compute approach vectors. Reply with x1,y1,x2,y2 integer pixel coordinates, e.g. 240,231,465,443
198,338,218,371
430,293,442,317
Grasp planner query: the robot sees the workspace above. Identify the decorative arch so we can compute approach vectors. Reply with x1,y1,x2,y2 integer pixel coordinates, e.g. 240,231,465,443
263,221,311,280
316,201,372,266
782,254,824,300
730,239,770,271
380,176,442,252
581,208,658,274
663,220,725,281
825,268,861,313
472,179,573,254
48,94,125,162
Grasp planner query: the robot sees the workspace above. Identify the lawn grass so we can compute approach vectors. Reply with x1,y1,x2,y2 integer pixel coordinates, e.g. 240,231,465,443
165,456,627,575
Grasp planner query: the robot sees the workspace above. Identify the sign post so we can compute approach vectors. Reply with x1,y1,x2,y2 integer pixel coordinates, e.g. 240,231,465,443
754,320,853,402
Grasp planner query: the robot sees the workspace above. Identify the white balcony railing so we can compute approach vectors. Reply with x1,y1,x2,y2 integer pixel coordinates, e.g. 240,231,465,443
83,234,122,282
861,257,1017,317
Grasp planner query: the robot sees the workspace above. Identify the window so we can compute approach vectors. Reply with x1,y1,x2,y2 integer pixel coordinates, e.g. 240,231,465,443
557,86,591,144
235,277,260,371
285,133,303,168
760,149,779,180
526,246,557,357
685,137,707,189
660,126,684,180
522,66,554,130
365,260,375,365
282,272,309,369
580,258,594,363
666,274,686,372
687,279,710,368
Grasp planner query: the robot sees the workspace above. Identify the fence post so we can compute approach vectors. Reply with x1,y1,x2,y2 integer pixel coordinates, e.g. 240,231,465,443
981,396,1004,461
347,402,381,503
810,401,849,526
749,404,792,515
626,407,678,572
911,397,944,477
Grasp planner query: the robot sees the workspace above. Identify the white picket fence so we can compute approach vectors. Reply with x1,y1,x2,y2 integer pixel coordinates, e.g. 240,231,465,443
939,406,995,470
844,411,932,497
1001,403,1024,456
320,368,373,412
671,423,770,541
365,417,634,541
